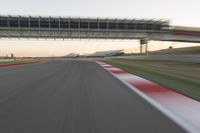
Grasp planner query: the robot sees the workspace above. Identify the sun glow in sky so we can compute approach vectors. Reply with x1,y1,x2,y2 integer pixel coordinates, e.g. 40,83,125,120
0,0,200,56
0,39,199,57
0,40,139,57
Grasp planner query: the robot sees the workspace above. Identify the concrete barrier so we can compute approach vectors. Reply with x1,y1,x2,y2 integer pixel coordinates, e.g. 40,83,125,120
109,54,200,63
0,59,15,62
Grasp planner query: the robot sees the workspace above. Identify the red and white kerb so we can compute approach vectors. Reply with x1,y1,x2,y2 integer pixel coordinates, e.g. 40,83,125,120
96,61,200,133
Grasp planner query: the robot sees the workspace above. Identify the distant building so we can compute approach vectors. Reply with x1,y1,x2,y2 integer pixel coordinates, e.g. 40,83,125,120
63,53,80,58
88,50,124,57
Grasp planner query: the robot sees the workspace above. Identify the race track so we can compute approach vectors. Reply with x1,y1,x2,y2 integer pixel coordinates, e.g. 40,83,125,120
0,59,185,133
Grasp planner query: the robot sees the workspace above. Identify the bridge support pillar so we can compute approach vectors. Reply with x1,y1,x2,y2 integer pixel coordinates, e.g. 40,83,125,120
140,39,148,54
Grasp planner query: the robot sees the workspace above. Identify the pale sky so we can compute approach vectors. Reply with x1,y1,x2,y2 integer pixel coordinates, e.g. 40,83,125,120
0,0,200,57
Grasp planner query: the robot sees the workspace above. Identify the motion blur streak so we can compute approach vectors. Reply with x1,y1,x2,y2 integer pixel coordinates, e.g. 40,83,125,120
0,59,185,133
97,61,200,133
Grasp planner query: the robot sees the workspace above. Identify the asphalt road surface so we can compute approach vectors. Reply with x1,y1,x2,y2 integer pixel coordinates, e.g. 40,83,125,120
0,59,186,133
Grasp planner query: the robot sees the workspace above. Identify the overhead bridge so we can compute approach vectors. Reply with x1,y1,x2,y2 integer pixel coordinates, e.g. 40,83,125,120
0,15,200,52
0,15,170,40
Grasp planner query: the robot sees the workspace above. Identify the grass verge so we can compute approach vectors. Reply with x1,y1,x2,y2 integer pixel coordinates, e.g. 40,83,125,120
0,60,39,66
104,59,200,101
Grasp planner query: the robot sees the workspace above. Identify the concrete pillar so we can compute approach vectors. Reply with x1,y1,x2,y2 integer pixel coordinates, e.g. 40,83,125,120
145,42,148,53
140,43,143,54
140,39,148,54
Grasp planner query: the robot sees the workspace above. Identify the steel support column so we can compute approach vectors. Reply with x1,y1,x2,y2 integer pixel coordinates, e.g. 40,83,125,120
140,39,148,54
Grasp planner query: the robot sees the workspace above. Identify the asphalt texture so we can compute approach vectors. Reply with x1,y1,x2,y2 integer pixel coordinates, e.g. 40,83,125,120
0,59,186,133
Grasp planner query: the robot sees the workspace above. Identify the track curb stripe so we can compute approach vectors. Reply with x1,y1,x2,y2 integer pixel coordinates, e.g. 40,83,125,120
96,61,200,133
